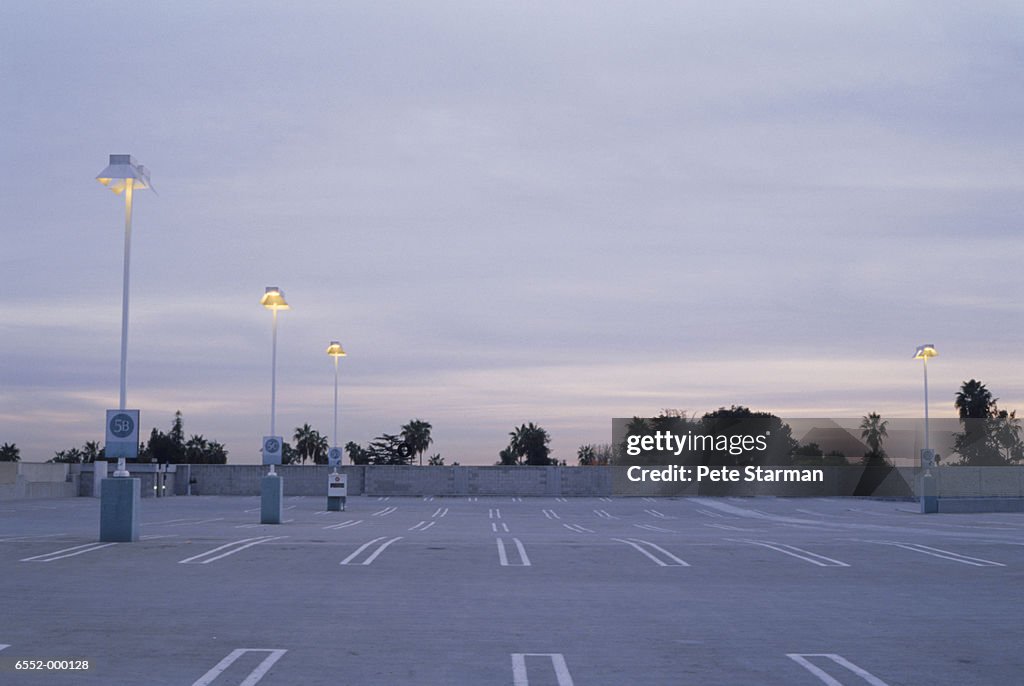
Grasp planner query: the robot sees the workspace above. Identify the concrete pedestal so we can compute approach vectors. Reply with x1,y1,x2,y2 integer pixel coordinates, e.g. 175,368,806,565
920,472,938,514
261,475,283,524
100,477,140,542
92,460,108,498
327,495,346,511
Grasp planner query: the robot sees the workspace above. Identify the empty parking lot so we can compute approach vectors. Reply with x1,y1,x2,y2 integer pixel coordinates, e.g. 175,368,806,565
2,495,1022,685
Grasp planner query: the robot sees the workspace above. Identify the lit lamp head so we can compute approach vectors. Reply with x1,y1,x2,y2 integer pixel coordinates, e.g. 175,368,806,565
260,286,289,310
913,344,938,361
326,341,347,358
96,154,153,194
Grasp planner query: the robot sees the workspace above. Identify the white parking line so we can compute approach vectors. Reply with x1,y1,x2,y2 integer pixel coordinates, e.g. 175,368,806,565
599,497,612,502
423,496,435,502
787,653,890,686
178,537,286,564
432,507,449,518
0,644,10,652
192,648,287,686
555,497,568,503
468,497,478,502
868,541,1005,567
511,653,574,686
0,533,68,542
542,509,560,520
644,509,673,519
511,497,523,502
563,523,595,534
340,537,403,565
492,522,510,533
703,523,751,532
489,508,502,519
696,508,724,518
20,542,118,563
408,521,436,532
732,539,849,567
612,538,689,566
496,537,531,566
594,509,618,519
323,519,363,530
371,506,397,517
168,518,225,527
642,497,657,503
634,523,675,533
377,497,391,502
140,534,179,540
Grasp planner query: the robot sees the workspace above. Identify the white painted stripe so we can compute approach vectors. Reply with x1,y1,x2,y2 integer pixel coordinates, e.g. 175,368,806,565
361,537,402,565
511,653,574,686
642,497,656,502
599,497,612,502
497,537,531,566
409,521,436,532
490,508,502,519
371,506,397,517
634,523,675,533
0,644,10,652
191,648,287,686
735,540,849,567
323,520,362,530
563,524,595,533
612,538,689,566
341,537,386,565
512,497,523,502
787,653,891,686
871,541,1005,567
20,542,117,562
696,508,724,518
556,497,568,502
703,523,749,531
543,509,560,520
0,533,68,542
140,534,179,540
168,517,225,527
432,507,448,518
178,537,284,564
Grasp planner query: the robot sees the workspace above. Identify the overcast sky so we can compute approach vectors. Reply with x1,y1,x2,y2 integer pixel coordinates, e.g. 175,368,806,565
2,2,1022,465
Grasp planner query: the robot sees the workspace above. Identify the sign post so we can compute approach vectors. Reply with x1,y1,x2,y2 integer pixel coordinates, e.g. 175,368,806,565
100,409,141,542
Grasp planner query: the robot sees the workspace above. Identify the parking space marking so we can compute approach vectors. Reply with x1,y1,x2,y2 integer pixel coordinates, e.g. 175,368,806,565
191,648,287,686
468,497,478,502
323,519,363,530
179,536,286,564
599,497,612,502
432,507,449,518
593,509,618,519
612,538,689,566
20,542,117,563
140,534,179,540
696,508,725,518
497,537,531,566
703,523,752,532
868,541,1005,567
492,522,510,533
634,523,675,533
371,506,397,517
340,537,403,565
542,509,560,520
408,521,436,532
787,653,890,686
168,517,225,527
489,508,502,519
511,653,574,686
563,523,595,534
555,497,568,502
376,497,391,502
731,539,849,567
511,497,523,502
644,509,673,520
642,497,657,503
423,496,435,502
0,644,10,652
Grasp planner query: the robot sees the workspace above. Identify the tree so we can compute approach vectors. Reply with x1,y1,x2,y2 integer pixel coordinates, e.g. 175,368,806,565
293,424,328,465
859,412,889,463
498,447,518,466
345,441,371,465
50,447,83,464
367,433,414,465
577,444,597,466
427,453,445,466
280,441,298,465
401,419,433,466
0,442,20,462
952,379,1007,465
955,380,994,420
82,441,103,463
507,423,552,466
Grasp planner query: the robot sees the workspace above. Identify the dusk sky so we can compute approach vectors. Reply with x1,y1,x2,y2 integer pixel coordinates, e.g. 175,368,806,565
2,2,1022,465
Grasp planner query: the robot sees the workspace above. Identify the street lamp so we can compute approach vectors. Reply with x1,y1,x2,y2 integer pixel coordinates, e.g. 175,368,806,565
261,287,289,472
913,344,938,453
326,341,347,465
96,154,152,477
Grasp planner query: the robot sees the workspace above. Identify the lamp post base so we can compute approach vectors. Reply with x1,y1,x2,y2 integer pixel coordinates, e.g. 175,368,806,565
327,495,346,512
261,474,283,524
100,477,140,542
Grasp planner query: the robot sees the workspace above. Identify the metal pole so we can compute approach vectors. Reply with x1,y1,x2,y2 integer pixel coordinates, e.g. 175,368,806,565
923,356,930,452
271,306,278,437
333,356,339,450
115,179,134,478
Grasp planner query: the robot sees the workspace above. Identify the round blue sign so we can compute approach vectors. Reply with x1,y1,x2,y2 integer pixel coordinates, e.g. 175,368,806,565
264,438,281,453
109,413,136,438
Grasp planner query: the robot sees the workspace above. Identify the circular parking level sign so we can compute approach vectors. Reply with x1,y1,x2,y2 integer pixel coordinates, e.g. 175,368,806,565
105,409,140,459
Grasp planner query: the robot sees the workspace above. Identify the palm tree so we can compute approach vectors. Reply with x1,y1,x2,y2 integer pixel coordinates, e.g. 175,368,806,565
955,380,995,419
577,444,597,466
0,442,21,462
401,419,433,466
859,413,888,456
508,423,552,466
293,424,326,465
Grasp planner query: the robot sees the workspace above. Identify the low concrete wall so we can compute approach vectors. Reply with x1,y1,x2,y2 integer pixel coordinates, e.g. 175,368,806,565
76,464,176,498
0,463,77,499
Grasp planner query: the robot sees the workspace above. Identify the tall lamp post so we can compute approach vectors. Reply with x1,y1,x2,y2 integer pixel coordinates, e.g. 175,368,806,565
95,154,151,543
259,287,288,525
914,343,938,514
326,341,347,465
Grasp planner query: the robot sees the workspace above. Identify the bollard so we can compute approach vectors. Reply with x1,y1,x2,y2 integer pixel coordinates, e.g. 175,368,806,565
261,470,283,524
